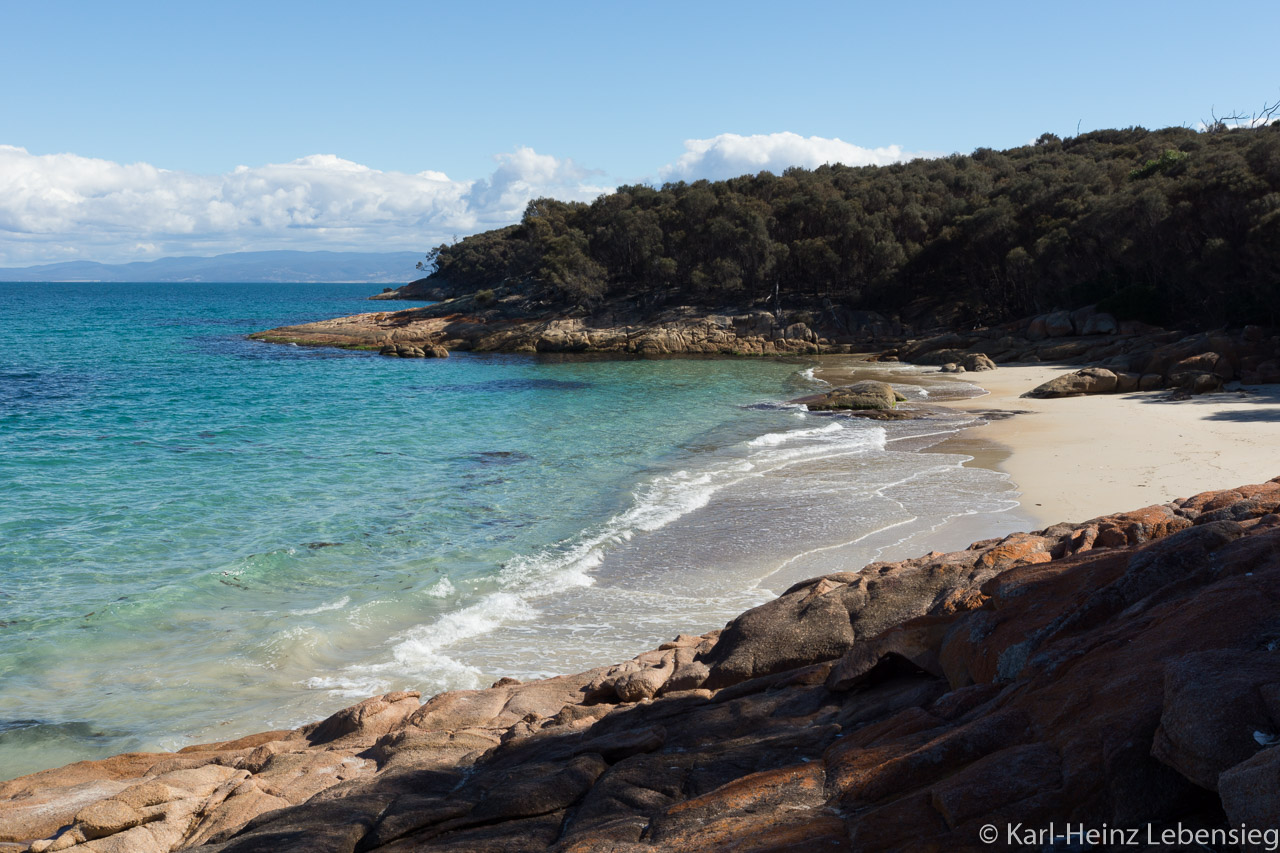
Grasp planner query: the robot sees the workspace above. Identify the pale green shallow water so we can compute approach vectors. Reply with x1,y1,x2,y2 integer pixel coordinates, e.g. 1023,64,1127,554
0,282,1023,779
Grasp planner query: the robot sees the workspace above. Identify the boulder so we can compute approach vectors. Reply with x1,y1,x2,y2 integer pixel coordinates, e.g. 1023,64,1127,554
962,353,997,372
1243,360,1280,385
1220,748,1280,827
1168,372,1223,395
939,363,965,374
1169,352,1230,385
1151,651,1280,790
782,323,815,342
799,381,903,411
911,348,969,366
75,799,148,839
732,312,776,337
1069,305,1098,334
611,658,676,702
1022,367,1119,398
1081,312,1118,335
698,580,866,688
1114,371,1140,393
304,691,421,747
1044,311,1074,338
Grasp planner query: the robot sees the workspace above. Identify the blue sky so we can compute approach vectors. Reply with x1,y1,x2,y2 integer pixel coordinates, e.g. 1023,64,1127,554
1,0,1277,265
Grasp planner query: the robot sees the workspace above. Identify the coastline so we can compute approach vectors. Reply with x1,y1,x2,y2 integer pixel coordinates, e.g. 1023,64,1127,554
6,343,1280,848
817,357,1280,527
0,338,1029,785
8,475,1279,850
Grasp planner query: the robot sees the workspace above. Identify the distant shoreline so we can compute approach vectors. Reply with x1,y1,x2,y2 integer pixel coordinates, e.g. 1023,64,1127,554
0,250,423,283
0,279,408,284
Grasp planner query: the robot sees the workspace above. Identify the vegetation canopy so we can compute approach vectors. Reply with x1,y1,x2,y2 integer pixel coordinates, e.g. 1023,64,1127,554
419,124,1280,328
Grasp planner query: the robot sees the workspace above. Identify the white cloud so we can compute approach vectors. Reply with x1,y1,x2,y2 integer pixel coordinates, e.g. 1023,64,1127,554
0,145,609,266
658,132,931,182
0,132,934,266
463,147,607,228
1193,117,1279,132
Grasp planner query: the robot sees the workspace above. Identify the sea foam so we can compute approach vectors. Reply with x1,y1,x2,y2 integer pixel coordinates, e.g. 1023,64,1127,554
309,415,892,701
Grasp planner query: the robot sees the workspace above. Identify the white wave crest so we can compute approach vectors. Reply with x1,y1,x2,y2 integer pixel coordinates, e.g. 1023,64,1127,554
307,412,888,702
425,577,455,598
798,366,830,386
500,419,884,600
499,462,754,596
748,421,846,447
390,593,537,664
304,592,538,699
747,424,886,470
289,595,351,616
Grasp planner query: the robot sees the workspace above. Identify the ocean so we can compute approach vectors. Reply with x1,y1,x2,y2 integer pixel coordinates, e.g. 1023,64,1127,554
0,282,1027,780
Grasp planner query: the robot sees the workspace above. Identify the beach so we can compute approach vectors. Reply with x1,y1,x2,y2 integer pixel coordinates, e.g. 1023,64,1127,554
819,357,1280,528
6,344,1280,848
9,349,1279,851
0,283,1036,782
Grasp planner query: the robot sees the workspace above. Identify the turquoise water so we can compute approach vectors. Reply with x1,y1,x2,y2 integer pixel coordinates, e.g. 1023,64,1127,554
0,282,1023,780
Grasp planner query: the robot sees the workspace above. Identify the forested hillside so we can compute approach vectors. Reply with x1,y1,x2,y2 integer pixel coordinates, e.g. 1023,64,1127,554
416,124,1280,328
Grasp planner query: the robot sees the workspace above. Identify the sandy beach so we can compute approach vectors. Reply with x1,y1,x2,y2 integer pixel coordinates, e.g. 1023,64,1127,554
821,359,1280,528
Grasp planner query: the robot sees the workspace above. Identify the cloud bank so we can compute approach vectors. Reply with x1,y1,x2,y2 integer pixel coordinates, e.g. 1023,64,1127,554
658,132,930,182
0,132,929,266
0,146,607,266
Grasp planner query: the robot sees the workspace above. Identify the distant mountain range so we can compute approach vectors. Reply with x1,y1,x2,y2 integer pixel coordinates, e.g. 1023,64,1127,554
0,251,425,283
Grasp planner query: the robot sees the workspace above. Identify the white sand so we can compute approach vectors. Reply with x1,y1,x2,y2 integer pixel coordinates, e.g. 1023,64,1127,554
932,365,1280,526
814,358,1280,528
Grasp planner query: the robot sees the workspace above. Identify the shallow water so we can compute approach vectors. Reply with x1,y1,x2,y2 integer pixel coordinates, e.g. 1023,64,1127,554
0,283,1024,779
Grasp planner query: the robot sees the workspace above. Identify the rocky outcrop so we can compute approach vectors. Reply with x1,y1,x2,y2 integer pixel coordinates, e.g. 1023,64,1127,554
880,309,1280,394
248,297,876,358
252,286,1279,391
7,480,1280,851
